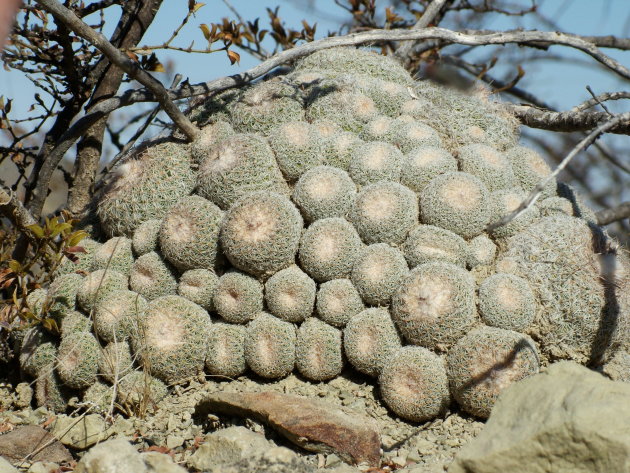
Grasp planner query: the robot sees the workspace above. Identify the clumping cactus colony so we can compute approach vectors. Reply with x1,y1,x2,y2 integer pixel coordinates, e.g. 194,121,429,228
19,47,630,422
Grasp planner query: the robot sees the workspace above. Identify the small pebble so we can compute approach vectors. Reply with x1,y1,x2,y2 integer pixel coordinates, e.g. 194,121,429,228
166,435,185,449
325,453,342,467
407,448,422,463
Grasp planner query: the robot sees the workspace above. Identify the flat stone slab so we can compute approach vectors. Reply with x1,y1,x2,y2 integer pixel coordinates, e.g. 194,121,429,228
0,425,72,465
196,391,381,467
50,414,115,450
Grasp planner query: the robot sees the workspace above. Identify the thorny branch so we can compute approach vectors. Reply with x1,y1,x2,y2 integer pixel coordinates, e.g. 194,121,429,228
487,112,630,233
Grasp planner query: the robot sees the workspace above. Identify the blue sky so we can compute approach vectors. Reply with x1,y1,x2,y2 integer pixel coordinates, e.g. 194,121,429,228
2,1,630,118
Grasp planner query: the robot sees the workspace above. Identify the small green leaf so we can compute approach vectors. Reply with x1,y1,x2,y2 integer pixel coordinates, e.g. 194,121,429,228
51,222,72,238
8,260,21,273
26,224,45,239
67,230,88,248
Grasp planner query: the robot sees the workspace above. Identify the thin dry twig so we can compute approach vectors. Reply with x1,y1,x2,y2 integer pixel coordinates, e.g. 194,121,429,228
395,0,450,63
585,85,612,115
487,111,630,232
573,90,630,112
596,202,630,225
35,0,199,141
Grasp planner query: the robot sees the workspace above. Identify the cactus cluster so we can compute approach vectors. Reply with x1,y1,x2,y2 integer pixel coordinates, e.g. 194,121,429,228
21,47,630,422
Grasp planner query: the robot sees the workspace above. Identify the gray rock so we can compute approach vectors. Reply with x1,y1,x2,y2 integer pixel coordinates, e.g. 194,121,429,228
325,465,362,473
74,438,147,473
51,414,115,450
0,425,72,464
165,435,184,450
450,361,630,473
0,457,18,473
15,383,33,409
599,349,630,383
141,452,188,473
219,447,316,473
27,462,59,473
187,426,270,471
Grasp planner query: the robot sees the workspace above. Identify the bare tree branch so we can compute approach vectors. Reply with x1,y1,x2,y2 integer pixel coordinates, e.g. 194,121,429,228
488,111,630,233
0,183,36,229
35,0,199,141
442,54,555,110
573,91,630,112
508,104,630,137
596,202,630,226
581,35,630,51
89,27,630,108
395,0,450,63
68,0,163,217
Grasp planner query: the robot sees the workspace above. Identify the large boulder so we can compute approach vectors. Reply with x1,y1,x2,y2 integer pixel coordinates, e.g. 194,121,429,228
450,361,630,473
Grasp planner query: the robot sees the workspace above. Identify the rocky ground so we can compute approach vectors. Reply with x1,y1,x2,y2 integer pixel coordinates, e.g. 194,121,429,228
3,361,628,473
0,368,485,473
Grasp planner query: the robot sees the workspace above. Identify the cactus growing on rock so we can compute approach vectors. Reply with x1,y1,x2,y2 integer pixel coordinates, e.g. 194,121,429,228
178,268,219,311
296,318,343,381
244,312,296,379
77,269,128,312
26,46,629,424
206,322,247,378
349,181,418,245
315,278,365,328
93,290,147,343
196,134,289,210
391,262,477,350
93,236,134,275
265,265,316,323
343,308,402,377
56,331,101,390
129,251,177,301
131,219,161,256
213,271,264,324
298,217,362,282
351,244,408,306
419,172,491,239
292,166,356,223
